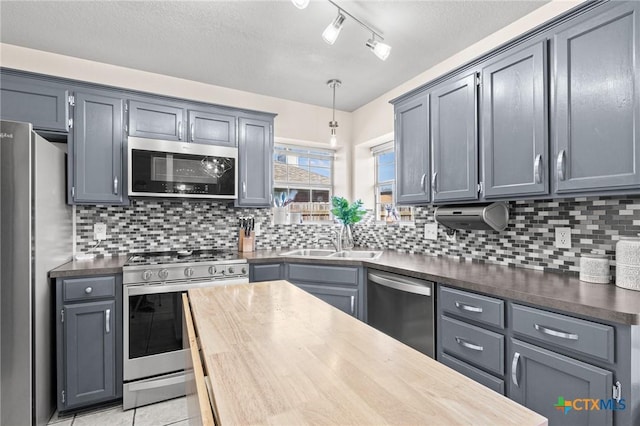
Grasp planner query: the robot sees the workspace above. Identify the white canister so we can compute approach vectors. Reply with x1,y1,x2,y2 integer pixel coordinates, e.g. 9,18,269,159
273,207,288,225
579,252,610,284
615,235,640,291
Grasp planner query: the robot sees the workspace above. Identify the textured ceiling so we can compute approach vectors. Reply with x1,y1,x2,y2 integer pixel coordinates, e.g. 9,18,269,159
0,1,548,111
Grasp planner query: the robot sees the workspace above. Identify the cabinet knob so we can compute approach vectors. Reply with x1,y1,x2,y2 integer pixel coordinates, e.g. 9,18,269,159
184,267,194,277
85,286,93,294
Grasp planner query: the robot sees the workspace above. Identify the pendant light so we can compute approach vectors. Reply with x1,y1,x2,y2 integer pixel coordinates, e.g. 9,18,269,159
291,0,310,9
328,79,341,147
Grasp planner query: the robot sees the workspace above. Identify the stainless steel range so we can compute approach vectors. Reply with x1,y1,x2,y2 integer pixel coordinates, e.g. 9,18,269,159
122,250,248,409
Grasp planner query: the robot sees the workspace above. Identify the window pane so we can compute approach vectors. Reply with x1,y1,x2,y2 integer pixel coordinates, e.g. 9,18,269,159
309,158,331,168
297,157,309,166
287,165,310,183
310,167,331,184
274,153,286,163
311,189,330,202
274,162,287,182
378,163,395,182
292,189,310,202
378,151,394,164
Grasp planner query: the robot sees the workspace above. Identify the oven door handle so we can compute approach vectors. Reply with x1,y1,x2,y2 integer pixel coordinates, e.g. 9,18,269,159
125,278,249,296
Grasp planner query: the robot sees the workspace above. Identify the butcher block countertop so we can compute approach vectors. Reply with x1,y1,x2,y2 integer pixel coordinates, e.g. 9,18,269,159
187,280,547,425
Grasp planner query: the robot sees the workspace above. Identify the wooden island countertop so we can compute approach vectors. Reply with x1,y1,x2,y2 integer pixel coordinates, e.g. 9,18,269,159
186,280,547,425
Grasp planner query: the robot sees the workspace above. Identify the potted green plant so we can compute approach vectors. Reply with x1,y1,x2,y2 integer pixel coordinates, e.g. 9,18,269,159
331,196,366,249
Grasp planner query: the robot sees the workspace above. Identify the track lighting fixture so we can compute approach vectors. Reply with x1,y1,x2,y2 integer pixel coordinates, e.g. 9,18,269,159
290,0,309,10
322,12,346,45
327,79,341,148
291,0,392,60
366,34,392,61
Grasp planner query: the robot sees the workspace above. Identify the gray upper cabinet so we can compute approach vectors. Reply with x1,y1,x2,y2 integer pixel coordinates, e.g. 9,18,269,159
237,116,273,207
128,100,185,141
72,91,125,204
0,73,70,132
188,109,236,146
553,2,640,193
481,41,548,198
431,72,478,203
509,339,613,426
395,93,430,204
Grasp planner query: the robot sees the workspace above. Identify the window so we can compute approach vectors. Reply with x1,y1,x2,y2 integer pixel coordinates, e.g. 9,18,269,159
373,142,413,223
273,144,334,222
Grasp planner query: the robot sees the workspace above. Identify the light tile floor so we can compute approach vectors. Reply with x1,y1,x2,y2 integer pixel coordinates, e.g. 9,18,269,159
47,396,189,426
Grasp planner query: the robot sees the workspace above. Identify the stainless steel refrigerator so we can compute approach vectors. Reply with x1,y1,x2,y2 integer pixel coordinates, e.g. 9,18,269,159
1,120,73,425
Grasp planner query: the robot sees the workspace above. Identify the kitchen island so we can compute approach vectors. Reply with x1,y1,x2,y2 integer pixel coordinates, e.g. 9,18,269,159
184,280,547,425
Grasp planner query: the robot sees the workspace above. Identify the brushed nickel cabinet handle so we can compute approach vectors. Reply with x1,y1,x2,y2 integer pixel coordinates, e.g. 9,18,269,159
420,173,426,192
455,301,483,313
190,122,195,142
178,121,183,140
534,323,578,340
556,150,566,181
431,172,438,193
242,181,247,196
511,352,521,387
350,296,355,315
113,176,118,195
455,336,483,352
105,309,111,334
534,154,543,184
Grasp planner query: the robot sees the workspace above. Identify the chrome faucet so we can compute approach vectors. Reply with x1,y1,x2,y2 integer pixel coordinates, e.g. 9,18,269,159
314,229,342,252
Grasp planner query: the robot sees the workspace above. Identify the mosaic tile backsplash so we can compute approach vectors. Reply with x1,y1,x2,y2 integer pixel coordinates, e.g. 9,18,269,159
76,196,640,276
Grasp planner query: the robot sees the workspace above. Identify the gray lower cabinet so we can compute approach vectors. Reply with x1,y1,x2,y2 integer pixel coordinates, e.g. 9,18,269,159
284,263,364,320
188,109,236,146
481,41,548,198
431,72,478,203
250,263,284,282
72,91,126,204
56,274,122,412
394,92,430,205
128,100,185,141
553,1,640,193
509,339,613,426
0,73,70,132
237,116,273,207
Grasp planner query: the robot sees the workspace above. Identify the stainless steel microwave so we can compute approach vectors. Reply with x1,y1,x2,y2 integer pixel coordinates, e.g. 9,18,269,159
127,137,237,199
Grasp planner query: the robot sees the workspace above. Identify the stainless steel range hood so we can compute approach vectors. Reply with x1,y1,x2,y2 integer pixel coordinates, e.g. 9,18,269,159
434,203,509,232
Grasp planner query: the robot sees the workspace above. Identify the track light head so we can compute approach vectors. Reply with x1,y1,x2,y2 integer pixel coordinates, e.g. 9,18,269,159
322,13,346,45
366,37,392,61
291,0,310,10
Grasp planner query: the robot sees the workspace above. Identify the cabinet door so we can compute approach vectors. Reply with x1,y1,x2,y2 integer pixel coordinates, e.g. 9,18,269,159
553,2,640,193
482,41,548,198
73,91,125,204
295,283,358,318
431,73,478,202
0,74,70,132
237,116,272,207
128,100,185,141
188,109,236,146
64,300,117,409
395,93,430,204
509,339,613,426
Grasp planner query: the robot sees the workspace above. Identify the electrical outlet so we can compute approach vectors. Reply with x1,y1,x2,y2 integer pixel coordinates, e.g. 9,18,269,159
94,223,107,241
424,223,438,241
254,222,261,236
555,227,572,249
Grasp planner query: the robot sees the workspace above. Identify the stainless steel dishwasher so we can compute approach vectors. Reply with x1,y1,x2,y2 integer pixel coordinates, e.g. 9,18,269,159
367,270,435,358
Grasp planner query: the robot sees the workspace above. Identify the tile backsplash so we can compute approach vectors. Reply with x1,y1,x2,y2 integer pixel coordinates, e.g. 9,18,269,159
354,196,640,276
76,195,640,276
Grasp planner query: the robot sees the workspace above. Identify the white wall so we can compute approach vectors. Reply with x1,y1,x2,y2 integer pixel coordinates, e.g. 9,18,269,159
0,43,354,199
350,0,585,204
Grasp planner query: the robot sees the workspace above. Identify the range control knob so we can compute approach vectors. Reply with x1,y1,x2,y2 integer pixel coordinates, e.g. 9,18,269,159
142,270,153,281
241,267,247,275
208,266,217,275
184,267,194,278
158,269,169,280
228,266,235,275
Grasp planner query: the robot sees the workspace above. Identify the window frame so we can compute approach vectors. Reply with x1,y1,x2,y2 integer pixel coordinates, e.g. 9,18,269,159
372,142,414,223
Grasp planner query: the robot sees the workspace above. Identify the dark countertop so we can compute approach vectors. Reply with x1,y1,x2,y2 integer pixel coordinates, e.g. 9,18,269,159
49,249,640,325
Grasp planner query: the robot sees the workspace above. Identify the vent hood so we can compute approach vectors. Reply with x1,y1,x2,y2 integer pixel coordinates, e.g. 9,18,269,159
434,203,509,232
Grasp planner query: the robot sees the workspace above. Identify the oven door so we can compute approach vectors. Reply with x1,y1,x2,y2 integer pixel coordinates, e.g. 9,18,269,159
128,137,238,199
123,278,247,381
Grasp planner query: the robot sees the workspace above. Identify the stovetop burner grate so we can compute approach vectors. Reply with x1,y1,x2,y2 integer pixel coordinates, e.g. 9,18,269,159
125,249,241,266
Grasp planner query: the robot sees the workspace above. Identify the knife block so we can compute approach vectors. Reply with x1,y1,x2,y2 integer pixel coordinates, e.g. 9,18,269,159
238,230,255,252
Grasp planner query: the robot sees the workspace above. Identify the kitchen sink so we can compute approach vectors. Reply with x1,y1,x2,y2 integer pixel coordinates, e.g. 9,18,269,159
279,249,336,257
329,250,383,260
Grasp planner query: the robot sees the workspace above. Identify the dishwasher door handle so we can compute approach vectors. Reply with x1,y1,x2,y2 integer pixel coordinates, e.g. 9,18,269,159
368,272,432,296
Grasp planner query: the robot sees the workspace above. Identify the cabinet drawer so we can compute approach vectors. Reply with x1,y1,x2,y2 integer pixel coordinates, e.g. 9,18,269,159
441,316,504,375
250,263,283,282
288,264,358,286
439,353,504,395
511,304,614,363
63,276,116,302
440,286,504,328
